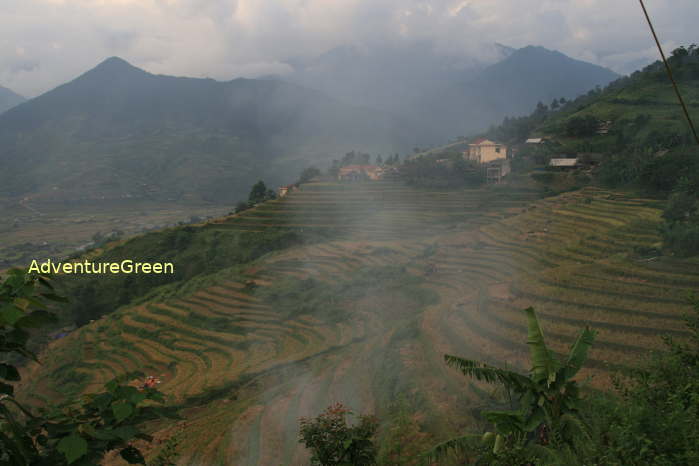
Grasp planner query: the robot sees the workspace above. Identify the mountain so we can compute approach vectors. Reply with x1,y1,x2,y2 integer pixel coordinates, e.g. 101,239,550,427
419,46,620,138
0,85,25,114
284,41,509,126
471,46,619,114
0,57,415,204
285,44,619,142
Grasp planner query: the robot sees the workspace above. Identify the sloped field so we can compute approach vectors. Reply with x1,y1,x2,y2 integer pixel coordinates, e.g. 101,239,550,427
20,181,699,465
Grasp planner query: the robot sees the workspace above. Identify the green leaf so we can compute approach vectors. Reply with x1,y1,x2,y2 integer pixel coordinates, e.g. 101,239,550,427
483,410,526,435
90,428,119,441
13,298,31,310
37,276,54,290
112,400,134,422
105,380,118,394
493,434,505,454
57,434,88,464
444,354,530,392
128,391,146,405
40,292,70,303
113,425,138,441
89,393,113,412
0,363,20,381
421,434,482,465
0,303,24,325
563,326,596,380
120,446,146,464
524,307,560,386
15,310,58,329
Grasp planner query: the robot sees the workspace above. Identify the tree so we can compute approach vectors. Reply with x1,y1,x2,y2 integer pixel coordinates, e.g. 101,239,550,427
298,167,321,184
551,98,560,110
535,101,549,115
299,403,378,466
424,307,595,465
375,155,383,166
663,189,698,224
248,180,269,204
565,115,598,137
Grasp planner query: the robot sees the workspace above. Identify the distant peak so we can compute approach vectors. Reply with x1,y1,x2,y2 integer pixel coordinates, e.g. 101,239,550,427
517,45,553,54
94,56,139,71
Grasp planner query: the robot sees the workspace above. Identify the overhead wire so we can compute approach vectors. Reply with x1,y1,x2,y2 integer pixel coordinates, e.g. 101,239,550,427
638,0,699,146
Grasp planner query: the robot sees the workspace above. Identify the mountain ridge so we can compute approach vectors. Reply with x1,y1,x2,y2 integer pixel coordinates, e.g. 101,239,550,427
284,43,619,141
0,84,25,114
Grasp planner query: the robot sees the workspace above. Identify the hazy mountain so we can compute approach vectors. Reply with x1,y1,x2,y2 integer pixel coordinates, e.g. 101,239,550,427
0,57,415,204
284,41,511,119
285,44,619,141
0,85,25,114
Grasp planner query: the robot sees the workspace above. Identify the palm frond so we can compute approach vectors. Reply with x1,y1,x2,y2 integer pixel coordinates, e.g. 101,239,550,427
563,327,596,380
559,413,592,444
525,443,573,466
482,410,526,435
523,307,560,385
444,355,530,392
420,434,482,465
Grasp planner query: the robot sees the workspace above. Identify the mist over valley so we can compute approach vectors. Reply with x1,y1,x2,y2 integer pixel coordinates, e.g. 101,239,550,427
2,2,699,465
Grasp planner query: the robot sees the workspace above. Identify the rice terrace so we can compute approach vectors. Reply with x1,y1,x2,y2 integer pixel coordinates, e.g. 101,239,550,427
3,5,699,463
16,179,698,464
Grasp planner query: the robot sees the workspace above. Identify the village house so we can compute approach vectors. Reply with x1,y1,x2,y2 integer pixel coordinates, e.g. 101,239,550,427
596,120,613,135
486,159,511,184
525,137,548,144
277,184,298,198
337,165,383,181
464,138,508,164
549,158,579,169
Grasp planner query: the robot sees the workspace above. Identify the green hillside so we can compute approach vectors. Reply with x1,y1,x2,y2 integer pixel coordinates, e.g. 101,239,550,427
540,67,699,152
487,46,699,154
17,180,698,464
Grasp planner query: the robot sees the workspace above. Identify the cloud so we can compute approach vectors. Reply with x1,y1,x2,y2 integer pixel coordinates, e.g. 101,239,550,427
2,0,697,96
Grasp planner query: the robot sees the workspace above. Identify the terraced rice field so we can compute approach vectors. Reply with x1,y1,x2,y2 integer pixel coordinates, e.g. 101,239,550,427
19,181,699,465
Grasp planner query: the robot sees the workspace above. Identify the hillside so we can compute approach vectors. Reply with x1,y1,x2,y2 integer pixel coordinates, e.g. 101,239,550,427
0,57,414,206
489,47,699,153
18,180,699,464
0,84,25,114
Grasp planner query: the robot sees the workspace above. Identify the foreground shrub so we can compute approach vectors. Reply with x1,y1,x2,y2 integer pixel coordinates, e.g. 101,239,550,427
584,295,699,465
0,270,176,465
299,403,378,466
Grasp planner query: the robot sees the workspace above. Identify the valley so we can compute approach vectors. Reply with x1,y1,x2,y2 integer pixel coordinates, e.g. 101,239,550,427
0,200,230,271
17,179,698,465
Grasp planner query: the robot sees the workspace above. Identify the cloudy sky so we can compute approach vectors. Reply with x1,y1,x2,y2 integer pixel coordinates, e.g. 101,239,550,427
2,0,697,97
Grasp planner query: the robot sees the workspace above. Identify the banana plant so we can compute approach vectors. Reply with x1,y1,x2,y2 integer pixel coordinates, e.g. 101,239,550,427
423,307,595,464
